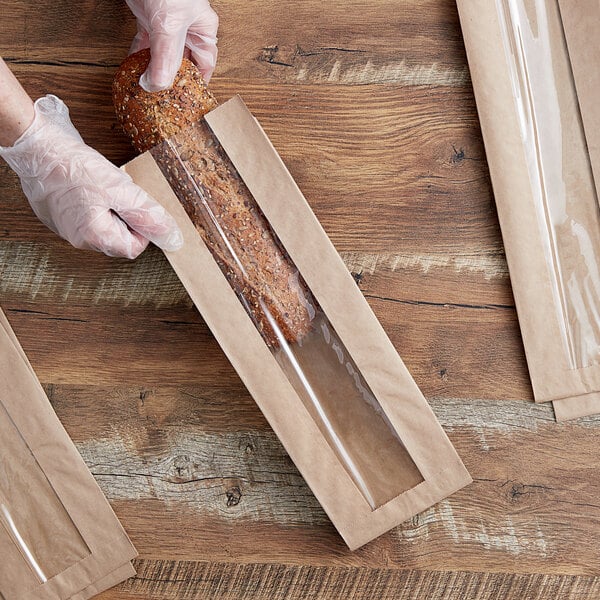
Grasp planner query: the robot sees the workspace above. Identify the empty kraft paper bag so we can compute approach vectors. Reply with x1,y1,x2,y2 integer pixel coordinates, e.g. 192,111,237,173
0,307,137,599
456,0,600,421
0,312,136,600
124,95,472,550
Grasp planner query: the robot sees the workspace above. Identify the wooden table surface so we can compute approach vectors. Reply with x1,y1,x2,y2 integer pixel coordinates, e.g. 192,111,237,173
2,1,600,598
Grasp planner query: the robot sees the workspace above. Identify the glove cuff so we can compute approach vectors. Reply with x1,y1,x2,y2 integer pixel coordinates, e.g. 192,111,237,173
0,94,83,178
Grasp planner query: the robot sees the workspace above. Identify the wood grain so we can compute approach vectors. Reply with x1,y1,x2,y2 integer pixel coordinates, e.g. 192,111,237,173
105,560,600,600
1,0,599,597
0,69,507,310
0,239,511,308
45,384,600,575
0,0,470,86
2,296,528,400
1,69,496,251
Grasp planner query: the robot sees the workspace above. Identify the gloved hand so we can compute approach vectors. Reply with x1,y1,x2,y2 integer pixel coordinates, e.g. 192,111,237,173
0,94,183,259
127,0,219,92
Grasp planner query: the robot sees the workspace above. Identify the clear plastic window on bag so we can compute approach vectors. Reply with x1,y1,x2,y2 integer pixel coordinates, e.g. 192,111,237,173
496,0,600,369
150,121,424,510
0,401,89,598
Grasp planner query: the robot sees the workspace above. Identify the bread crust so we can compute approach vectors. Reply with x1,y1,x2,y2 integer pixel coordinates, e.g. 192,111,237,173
112,49,218,153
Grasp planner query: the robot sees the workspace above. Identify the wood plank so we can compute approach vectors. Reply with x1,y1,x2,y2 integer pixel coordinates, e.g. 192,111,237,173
0,242,192,308
45,384,600,574
1,0,470,86
98,560,600,600
214,0,470,85
3,297,528,399
0,1,134,64
0,239,512,310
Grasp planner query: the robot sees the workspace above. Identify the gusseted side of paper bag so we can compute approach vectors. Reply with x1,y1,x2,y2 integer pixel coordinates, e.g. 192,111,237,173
124,95,472,550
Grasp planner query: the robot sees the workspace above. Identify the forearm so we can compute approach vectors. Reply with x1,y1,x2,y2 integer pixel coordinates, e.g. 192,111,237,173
0,58,34,146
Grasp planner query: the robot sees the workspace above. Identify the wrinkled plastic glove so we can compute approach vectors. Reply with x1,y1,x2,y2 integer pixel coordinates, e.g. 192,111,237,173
0,94,183,259
127,0,219,91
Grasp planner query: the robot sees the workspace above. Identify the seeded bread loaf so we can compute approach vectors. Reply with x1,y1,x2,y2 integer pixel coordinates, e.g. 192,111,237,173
113,50,314,346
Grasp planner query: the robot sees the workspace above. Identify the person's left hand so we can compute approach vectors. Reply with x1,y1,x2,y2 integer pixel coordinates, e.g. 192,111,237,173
127,0,219,92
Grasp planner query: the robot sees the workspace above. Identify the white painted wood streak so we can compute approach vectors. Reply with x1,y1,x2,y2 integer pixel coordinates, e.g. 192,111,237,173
0,242,507,307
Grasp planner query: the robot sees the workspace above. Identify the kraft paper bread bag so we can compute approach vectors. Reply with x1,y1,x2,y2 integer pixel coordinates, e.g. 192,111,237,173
124,95,472,550
0,311,136,600
0,310,136,599
456,0,600,421
0,308,137,599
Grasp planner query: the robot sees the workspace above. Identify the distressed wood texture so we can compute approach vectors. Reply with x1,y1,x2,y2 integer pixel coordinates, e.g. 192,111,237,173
1,0,599,599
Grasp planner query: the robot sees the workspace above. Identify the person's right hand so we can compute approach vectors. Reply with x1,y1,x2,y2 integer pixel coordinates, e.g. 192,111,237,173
0,94,183,259
127,0,219,92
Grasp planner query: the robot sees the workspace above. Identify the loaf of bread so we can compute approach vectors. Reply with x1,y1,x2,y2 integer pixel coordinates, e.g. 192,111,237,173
113,50,315,346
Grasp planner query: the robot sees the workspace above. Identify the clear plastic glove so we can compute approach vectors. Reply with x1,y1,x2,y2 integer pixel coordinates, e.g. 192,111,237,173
127,0,219,91
0,94,183,259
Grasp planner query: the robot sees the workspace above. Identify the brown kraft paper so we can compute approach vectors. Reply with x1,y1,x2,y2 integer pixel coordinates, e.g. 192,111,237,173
124,95,472,550
68,563,137,600
456,0,600,421
0,307,137,599
559,0,600,206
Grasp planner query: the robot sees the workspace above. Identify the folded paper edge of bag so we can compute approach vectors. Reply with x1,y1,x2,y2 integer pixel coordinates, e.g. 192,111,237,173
553,391,600,422
123,95,472,549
